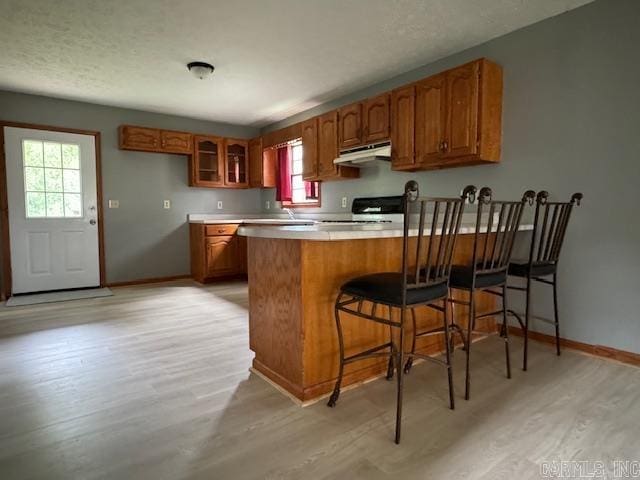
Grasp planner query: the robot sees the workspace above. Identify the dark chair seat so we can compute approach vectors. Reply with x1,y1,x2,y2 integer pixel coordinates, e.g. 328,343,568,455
508,260,557,278
449,264,507,289
341,272,448,306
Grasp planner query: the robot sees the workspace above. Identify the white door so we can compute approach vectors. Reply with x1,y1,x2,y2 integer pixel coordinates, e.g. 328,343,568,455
5,127,100,294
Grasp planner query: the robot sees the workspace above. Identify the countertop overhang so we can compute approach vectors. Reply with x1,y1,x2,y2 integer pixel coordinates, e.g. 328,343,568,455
237,222,534,241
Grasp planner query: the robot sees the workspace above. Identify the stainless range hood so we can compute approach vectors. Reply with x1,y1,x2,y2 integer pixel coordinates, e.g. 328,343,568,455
333,141,391,167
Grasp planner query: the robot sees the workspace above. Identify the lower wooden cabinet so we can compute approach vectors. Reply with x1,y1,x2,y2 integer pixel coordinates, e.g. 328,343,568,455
190,224,247,283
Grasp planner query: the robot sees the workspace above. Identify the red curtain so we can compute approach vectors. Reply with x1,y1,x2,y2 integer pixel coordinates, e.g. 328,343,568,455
305,180,319,200
275,145,292,202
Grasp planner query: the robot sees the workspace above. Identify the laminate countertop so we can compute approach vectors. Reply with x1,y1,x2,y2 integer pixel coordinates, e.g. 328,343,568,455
237,222,533,241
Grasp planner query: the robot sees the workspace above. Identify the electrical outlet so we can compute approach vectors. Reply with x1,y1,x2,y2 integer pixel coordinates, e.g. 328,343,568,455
217,201,223,210
265,200,270,210
108,200,119,209
163,200,171,209
341,197,348,208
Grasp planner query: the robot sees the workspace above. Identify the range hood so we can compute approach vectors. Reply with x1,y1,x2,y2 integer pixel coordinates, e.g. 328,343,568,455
333,141,391,167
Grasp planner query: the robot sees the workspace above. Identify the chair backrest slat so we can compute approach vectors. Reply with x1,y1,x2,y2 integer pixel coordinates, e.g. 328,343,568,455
529,191,583,267
402,182,476,297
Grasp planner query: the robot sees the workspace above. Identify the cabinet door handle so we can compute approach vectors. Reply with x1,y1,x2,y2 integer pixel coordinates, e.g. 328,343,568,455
441,141,448,152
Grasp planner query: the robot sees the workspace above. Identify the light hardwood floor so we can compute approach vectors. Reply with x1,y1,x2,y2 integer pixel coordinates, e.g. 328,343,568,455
0,280,638,480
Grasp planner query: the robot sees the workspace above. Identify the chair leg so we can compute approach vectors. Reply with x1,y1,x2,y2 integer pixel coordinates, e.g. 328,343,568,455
553,273,561,356
404,308,417,374
523,278,532,372
327,296,345,407
394,307,406,444
502,285,511,379
465,290,474,401
442,298,455,410
386,324,395,380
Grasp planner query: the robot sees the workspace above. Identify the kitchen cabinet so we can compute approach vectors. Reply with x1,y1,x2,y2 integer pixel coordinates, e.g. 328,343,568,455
190,135,225,187
301,117,319,181
338,95,390,149
160,130,192,154
119,125,192,154
362,93,390,144
249,137,276,188
390,86,416,169
415,73,446,166
392,58,503,171
317,111,359,181
190,224,246,283
338,103,362,150
225,139,249,187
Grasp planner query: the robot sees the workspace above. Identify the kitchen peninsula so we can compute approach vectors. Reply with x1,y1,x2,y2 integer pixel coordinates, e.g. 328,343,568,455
240,220,531,402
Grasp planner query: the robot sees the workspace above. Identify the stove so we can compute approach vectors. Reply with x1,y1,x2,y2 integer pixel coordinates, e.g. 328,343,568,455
320,195,404,225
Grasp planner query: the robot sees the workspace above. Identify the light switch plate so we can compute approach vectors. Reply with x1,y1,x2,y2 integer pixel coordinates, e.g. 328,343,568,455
163,200,171,209
265,200,270,210
341,197,348,208
108,200,119,209
217,201,223,210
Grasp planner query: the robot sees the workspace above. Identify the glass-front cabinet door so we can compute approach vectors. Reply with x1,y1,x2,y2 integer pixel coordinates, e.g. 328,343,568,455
224,139,248,187
192,135,224,187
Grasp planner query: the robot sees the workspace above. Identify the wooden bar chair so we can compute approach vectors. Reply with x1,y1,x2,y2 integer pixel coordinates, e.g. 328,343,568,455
327,181,476,444
448,187,535,400
507,191,583,371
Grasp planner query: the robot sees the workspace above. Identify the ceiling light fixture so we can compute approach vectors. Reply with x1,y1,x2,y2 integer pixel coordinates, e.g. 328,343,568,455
187,61,215,80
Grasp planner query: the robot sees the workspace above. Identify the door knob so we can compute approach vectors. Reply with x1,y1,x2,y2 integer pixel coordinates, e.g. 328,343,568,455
89,219,97,225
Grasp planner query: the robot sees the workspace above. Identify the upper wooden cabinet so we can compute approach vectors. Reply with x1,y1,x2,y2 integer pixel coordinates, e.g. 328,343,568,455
318,111,339,178
224,139,249,187
362,93,390,144
414,73,446,166
444,61,479,158
190,135,225,187
390,86,416,169
249,137,276,188
317,112,359,181
301,118,319,181
338,103,362,150
392,58,503,171
160,130,192,154
119,125,192,154
338,95,390,150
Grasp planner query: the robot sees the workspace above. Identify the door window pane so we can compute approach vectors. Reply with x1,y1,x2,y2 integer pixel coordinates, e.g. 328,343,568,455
44,142,62,168
24,167,45,191
62,144,80,169
26,192,46,217
23,140,83,218
63,169,81,192
64,194,82,217
23,140,44,167
45,168,63,191
46,193,64,217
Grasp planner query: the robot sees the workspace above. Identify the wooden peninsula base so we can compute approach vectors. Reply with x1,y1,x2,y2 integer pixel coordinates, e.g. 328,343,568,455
246,235,498,402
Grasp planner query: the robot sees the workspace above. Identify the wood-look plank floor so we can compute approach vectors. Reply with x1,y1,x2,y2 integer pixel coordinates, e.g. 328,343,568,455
0,280,638,480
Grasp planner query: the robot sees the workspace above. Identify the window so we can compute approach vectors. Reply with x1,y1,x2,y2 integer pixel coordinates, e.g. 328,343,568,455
278,140,320,208
22,139,82,218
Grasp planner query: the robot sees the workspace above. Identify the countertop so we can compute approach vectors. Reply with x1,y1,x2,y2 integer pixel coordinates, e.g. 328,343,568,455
237,222,534,241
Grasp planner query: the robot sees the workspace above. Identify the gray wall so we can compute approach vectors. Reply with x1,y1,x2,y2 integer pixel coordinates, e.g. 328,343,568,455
261,0,640,354
0,91,261,284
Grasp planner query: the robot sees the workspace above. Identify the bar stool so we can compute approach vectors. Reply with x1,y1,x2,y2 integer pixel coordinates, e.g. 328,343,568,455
507,191,583,371
448,187,535,400
327,181,476,444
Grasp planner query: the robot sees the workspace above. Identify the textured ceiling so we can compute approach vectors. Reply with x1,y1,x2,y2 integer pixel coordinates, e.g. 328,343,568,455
0,0,593,127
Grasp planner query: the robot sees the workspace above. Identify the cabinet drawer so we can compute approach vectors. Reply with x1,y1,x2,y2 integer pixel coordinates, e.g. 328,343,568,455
205,224,238,236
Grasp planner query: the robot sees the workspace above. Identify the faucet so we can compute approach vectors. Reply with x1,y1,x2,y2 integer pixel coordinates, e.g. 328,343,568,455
283,208,296,220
